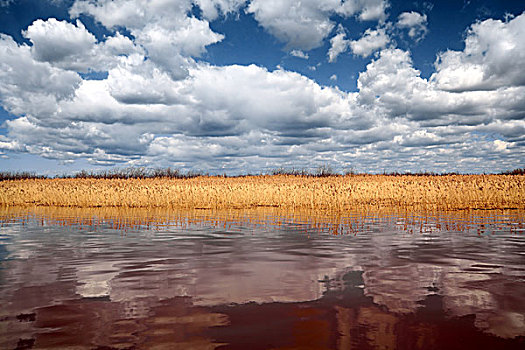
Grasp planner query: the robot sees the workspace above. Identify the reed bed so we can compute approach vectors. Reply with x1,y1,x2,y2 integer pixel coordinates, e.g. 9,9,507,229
0,175,523,210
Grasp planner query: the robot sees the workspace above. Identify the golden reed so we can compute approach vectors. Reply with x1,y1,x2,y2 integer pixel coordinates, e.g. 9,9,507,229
0,175,523,210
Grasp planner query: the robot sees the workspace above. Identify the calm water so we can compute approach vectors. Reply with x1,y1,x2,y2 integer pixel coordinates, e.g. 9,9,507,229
0,207,524,349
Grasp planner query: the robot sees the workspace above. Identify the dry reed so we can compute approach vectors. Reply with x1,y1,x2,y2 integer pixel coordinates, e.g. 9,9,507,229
0,175,523,210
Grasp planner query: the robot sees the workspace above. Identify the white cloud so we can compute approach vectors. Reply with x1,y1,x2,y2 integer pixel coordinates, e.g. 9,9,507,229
246,0,336,51
493,139,511,152
5,39,523,172
0,136,23,152
68,0,390,57
396,11,428,41
432,12,525,91
327,21,391,62
356,0,389,22
69,0,186,29
0,4,524,173
356,48,525,123
350,43,525,171
22,18,141,73
1,46,366,166
141,17,224,58
107,62,188,106
0,33,81,118
337,0,389,22
194,0,248,20
247,0,390,51
350,27,390,57
328,25,349,62
290,50,309,59
23,18,96,65
70,0,225,79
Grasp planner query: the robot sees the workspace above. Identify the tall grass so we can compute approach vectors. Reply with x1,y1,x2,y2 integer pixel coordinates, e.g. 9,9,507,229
0,174,523,210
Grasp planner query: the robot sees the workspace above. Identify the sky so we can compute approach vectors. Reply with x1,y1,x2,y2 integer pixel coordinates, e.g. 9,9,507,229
0,0,524,175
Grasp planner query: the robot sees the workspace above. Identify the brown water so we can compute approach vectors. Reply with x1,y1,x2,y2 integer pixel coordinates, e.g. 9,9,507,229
0,207,524,349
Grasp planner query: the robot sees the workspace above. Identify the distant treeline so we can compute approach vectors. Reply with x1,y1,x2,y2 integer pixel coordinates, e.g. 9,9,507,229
500,168,525,175
0,166,524,181
0,168,198,181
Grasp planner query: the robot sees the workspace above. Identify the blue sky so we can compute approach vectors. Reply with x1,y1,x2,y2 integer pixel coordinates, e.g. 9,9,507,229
0,0,524,174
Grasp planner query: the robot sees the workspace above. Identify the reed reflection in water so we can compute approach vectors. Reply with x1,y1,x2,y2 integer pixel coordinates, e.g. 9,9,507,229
0,207,524,349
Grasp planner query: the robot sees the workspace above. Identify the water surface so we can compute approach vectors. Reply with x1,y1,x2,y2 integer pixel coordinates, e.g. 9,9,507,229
0,207,524,349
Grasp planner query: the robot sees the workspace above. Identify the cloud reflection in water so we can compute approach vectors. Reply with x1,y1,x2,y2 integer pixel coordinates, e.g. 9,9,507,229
0,207,523,349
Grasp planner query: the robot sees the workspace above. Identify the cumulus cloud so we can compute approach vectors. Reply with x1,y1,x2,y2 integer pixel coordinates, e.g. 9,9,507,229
350,27,390,57
194,0,248,20
23,19,96,65
396,11,428,41
70,0,226,79
328,25,349,62
0,33,82,119
187,64,353,134
290,50,309,59
246,0,336,51
357,47,525,125
328,24,390,62
432,12,525,91
337,0,390,22
247,0,390,51
22,18,140,73
0,3,524,173
0,135,23,152
1,41,364,167
69,1,390,60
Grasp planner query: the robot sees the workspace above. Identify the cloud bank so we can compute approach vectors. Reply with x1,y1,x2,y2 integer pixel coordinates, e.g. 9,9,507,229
0,1,523,173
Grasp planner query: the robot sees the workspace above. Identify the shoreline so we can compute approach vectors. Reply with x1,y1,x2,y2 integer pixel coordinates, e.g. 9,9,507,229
1,175,524,210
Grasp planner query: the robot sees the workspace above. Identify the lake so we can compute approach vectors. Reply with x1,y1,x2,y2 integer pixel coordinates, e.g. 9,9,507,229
1,207,524,349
